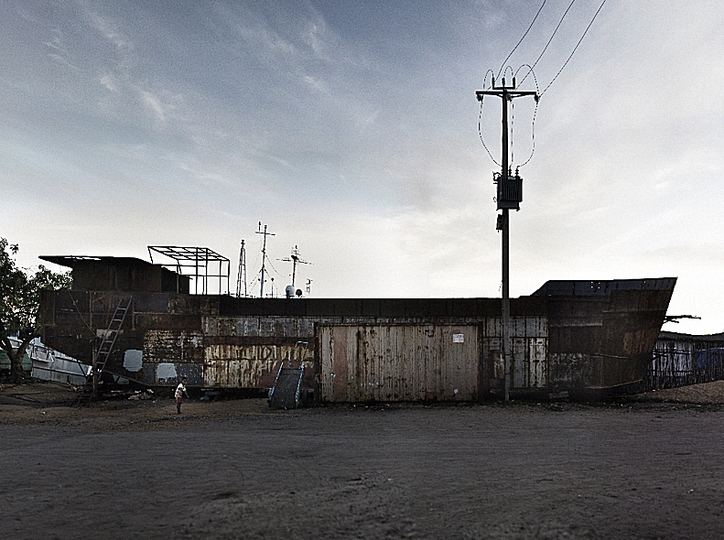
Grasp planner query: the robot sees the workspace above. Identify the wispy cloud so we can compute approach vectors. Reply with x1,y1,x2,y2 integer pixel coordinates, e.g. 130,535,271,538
301,74,329,94
99,72,117,91
80,3,134,54
136,86,185,128
4,0,724,333
44,27,78,70
47,53,79,70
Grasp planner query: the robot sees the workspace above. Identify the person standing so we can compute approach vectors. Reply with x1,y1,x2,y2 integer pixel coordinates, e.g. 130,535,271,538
175,376,189,414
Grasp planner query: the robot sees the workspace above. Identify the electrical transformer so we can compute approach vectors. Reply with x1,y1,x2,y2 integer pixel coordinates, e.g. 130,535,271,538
494,171,523,210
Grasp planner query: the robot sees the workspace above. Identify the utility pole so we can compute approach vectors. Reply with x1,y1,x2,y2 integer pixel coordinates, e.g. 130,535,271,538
476,77,537,402
256,222,275,297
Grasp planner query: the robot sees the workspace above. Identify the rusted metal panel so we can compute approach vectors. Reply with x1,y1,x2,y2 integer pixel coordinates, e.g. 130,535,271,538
202,316,316,389
438,326,479,399
529,338,547,387
549,353,594,387
133,313,202,330
205,316,317,338
541,280,676,389
328,326,349,402
144,330,204,363
512,337,528,388
203,342,313,388
318,324,479,403
481,316,548,391
130,330,206,386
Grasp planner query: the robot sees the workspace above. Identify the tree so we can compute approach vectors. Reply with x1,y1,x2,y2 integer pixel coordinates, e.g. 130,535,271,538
0,238,72,381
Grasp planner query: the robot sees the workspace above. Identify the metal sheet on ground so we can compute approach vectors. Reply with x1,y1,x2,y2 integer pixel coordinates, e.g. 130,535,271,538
268,368,304,409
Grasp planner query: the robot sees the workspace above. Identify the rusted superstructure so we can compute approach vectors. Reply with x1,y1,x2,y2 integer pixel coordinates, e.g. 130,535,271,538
38,254,676,401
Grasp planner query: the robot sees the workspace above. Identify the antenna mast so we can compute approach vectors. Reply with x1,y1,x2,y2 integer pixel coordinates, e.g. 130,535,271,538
236,239,247,297
256,222,275,297
281,245,312,291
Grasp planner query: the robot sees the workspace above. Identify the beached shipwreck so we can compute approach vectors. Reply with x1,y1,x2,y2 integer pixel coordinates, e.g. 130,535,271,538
38,253,676,401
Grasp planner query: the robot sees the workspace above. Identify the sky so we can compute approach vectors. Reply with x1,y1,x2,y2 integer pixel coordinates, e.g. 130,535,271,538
2,0,723,334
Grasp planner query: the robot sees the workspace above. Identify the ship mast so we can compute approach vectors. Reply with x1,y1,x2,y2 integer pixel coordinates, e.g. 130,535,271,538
256,222,275,297
236,239,247,297
281,245,312,296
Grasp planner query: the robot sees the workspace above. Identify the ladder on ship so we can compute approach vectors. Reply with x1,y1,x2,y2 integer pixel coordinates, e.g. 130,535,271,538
77,296,132,405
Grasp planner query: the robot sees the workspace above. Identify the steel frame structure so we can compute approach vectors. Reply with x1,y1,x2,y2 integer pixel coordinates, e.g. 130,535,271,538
148,246,230,295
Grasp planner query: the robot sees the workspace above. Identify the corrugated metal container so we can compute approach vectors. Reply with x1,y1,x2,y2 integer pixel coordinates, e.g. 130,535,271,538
318,324,479,402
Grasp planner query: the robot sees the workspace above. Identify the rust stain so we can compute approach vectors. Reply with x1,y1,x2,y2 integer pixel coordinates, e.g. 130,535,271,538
203,342,313,388
319,324,480,403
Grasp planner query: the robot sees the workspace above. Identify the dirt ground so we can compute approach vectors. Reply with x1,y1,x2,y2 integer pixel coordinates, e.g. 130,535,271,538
1,381,724,540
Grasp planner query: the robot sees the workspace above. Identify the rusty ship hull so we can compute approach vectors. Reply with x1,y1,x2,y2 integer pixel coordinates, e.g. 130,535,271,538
38,256,675,401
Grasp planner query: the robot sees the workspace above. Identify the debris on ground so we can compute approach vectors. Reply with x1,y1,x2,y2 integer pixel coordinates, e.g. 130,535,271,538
635,380,724,404
128,389,156,400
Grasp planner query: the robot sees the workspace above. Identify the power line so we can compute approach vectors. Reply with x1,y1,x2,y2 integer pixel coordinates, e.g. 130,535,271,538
519,0,577,87
519,97,540,167
480,0,607,169
510,99,515,165
479,68,494,90
539,0,608,97
479,66,540,170
477,69,500,167
497,0,549,80
513,64,540,168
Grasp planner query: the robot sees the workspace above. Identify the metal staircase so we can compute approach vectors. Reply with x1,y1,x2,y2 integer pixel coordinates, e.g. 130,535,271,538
76,296,132,405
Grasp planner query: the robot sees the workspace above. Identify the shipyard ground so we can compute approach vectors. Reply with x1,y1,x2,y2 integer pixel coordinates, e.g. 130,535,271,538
1,382,724,540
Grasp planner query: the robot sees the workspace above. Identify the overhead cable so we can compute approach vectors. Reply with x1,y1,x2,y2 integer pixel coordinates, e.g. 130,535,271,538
514,64,540,167
497,0,548,80
519,0,577,87
539,0,608,97
477,69,501,167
